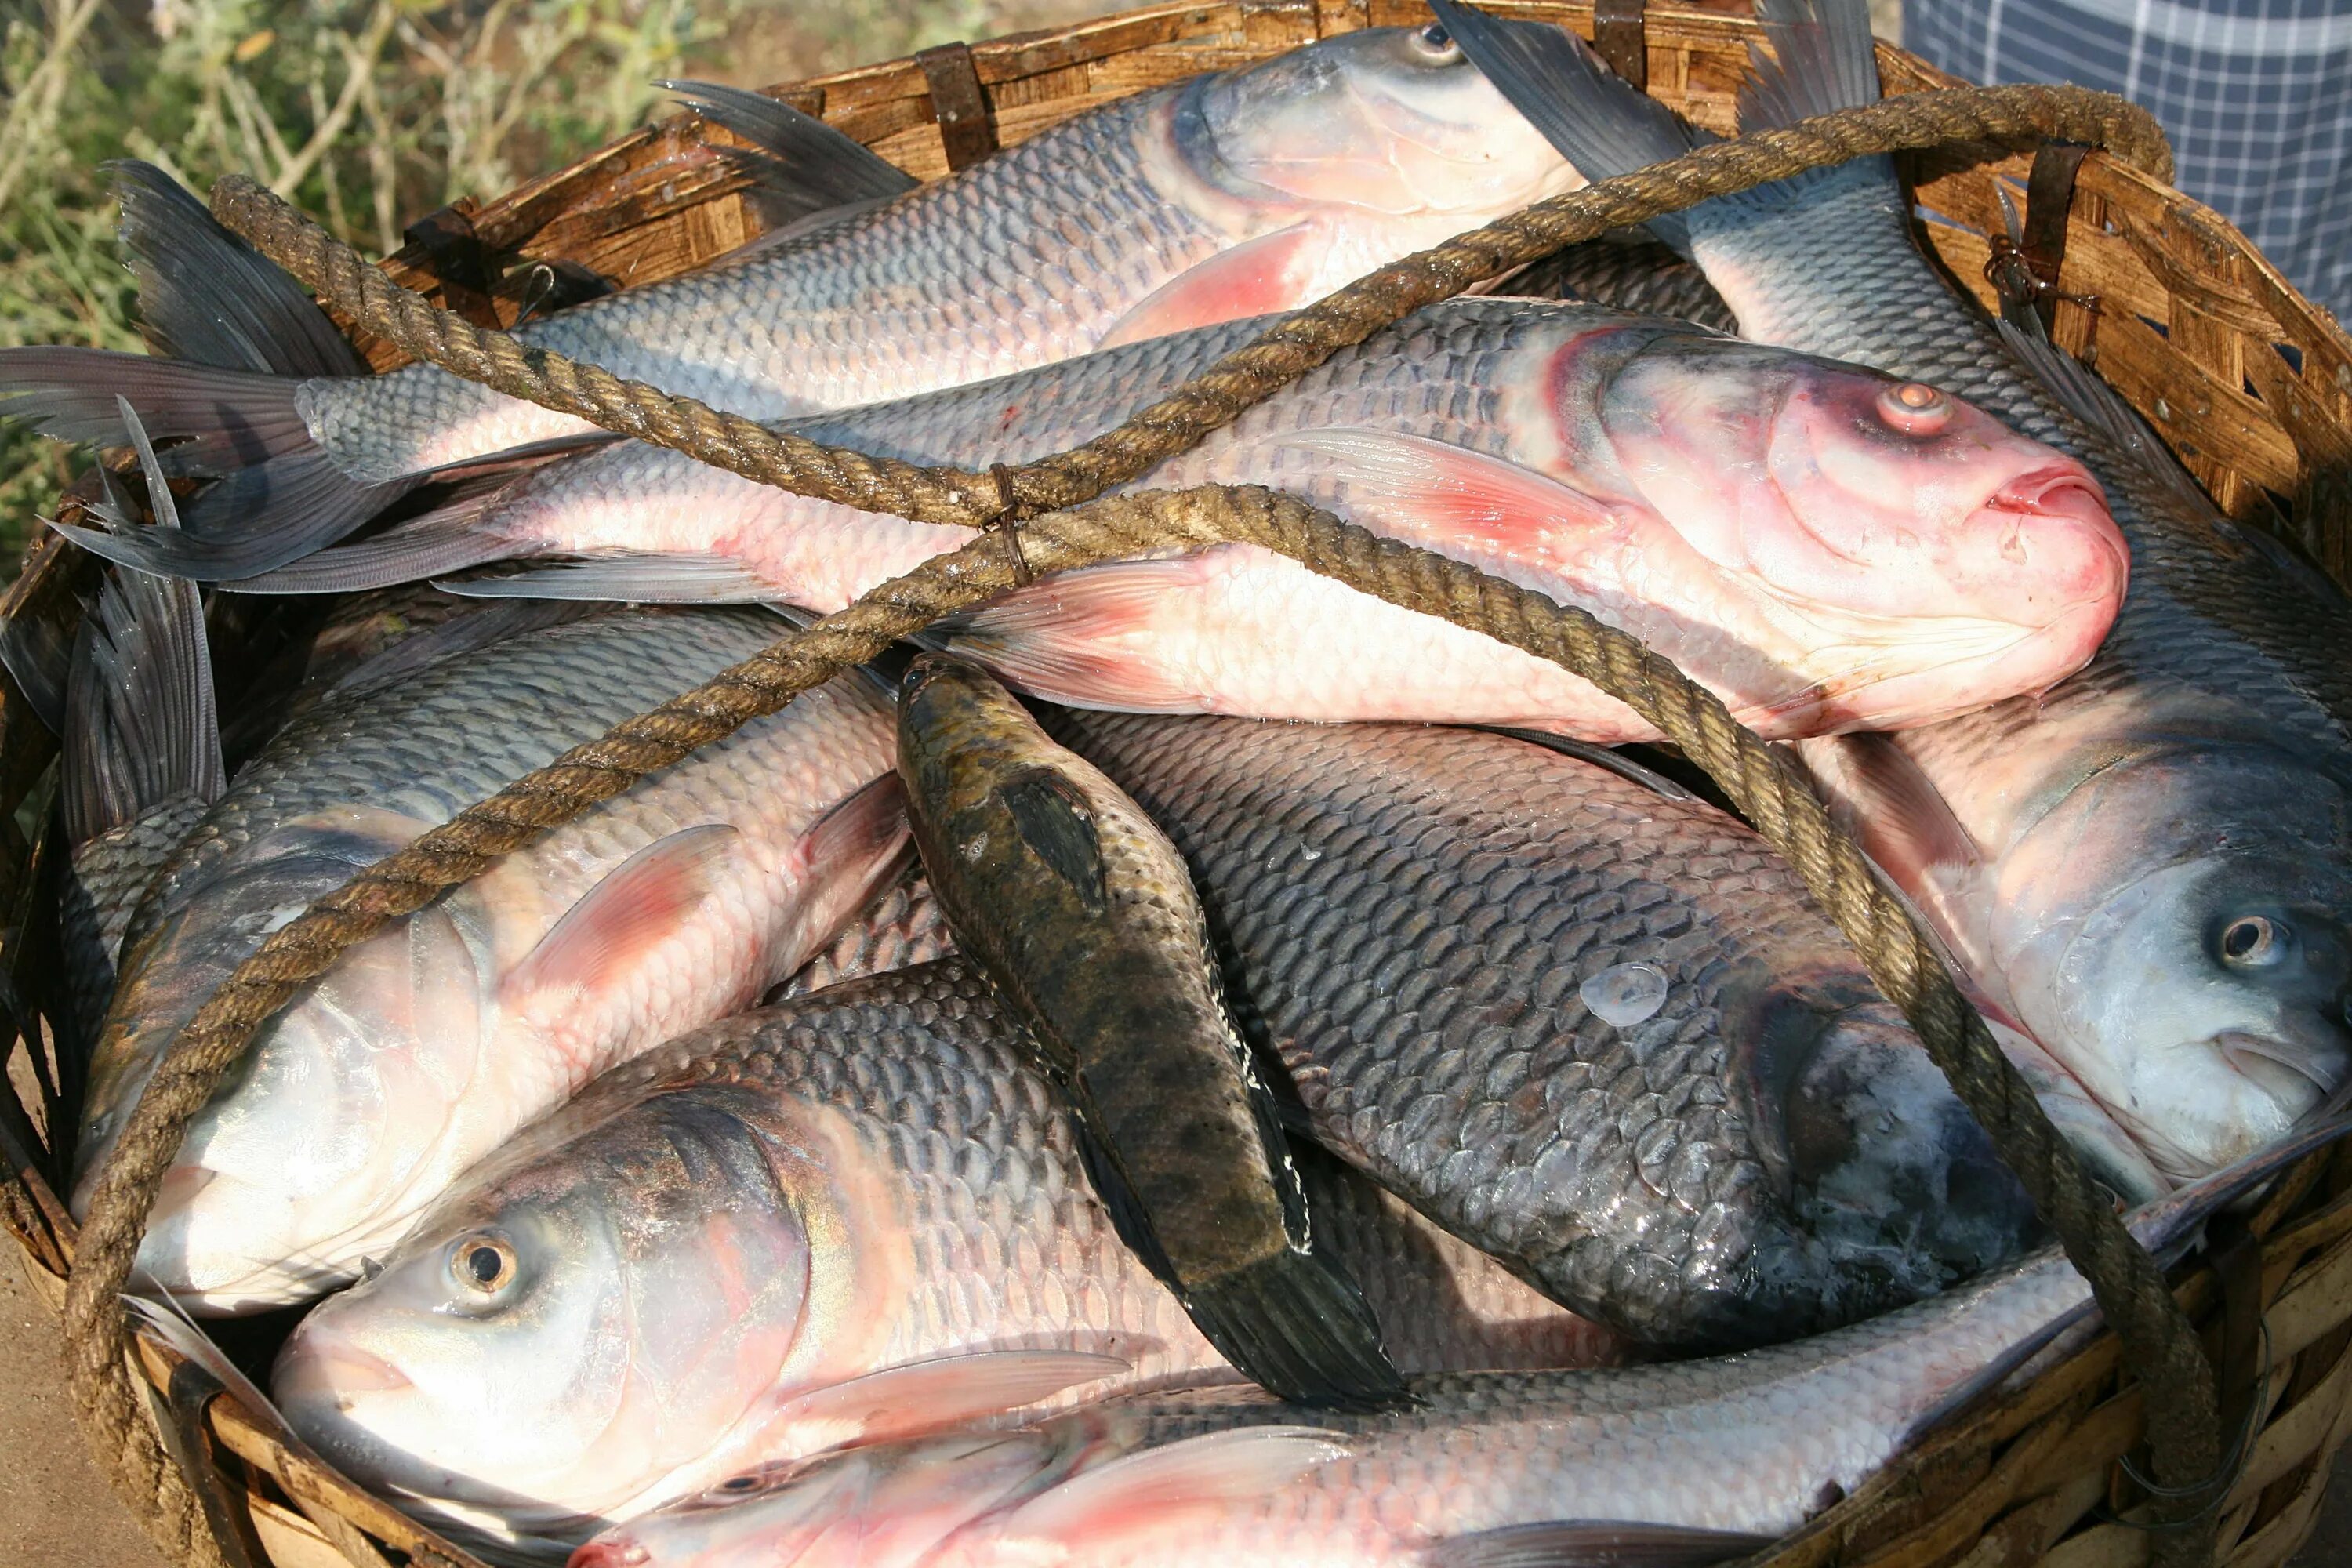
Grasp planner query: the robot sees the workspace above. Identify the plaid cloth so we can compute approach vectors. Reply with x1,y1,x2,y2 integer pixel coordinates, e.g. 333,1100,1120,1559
1906,0,2352,321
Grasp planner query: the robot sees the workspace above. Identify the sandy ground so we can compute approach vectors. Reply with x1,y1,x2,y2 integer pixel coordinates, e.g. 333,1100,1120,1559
2,1243,2347,1568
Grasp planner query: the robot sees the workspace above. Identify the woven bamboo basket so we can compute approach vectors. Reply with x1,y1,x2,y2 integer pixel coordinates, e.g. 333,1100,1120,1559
5,3,2351,1566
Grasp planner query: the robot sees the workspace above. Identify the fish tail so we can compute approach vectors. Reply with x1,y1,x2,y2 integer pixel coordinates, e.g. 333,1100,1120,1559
1428,0,1710,253
5,163,408,578
1728,0,1901,207
62,401,226,847
111,160,365,378
1181,1244,1414,1414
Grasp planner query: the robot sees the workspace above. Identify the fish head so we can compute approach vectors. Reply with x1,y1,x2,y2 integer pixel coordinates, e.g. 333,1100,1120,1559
571,1430,1079,1568
1598,343,2126,710
274,1081,853,1552
1181,25,1578,226
72,807,483,1312
1730,960,2042,1327
1994,746,2352,1179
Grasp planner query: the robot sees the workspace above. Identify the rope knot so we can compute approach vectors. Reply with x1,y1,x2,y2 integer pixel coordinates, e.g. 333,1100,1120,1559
988,462,1036,585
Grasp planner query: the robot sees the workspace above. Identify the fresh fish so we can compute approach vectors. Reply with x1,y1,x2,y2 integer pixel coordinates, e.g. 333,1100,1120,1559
1507,233,1736,331
57,404,226,1054
265,298,2124,744
271,960,1624,1560
8,27,1580,578
572,1120,2346,1568
768,871,955,1002
1432,0,2352,1178
1045,714,2042,1349
898,657,1404,1410
77,608,907,1312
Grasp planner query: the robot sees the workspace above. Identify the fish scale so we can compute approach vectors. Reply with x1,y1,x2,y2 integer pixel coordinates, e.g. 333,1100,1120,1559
1708,169,2352,754
303,96,1218,481
275,959,1621,1558
78,607,906,1312
1047,713,2042,1349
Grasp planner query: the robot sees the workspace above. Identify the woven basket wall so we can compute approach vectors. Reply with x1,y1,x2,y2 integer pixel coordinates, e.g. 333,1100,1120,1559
4,4,2350,1566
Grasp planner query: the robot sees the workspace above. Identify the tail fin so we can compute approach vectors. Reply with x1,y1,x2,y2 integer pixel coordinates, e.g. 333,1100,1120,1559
111,161,363,377
1723,0,1899,209
1740,0,1883,128
659,80,917,220
1427,0,1711,253
3,164,408,568
60,401,224,846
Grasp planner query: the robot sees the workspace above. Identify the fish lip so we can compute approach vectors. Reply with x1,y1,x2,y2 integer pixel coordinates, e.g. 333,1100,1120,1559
2216,1028,2350,1100
567,1542,648,1568
1981,463,2111,524
287,1336,415,1400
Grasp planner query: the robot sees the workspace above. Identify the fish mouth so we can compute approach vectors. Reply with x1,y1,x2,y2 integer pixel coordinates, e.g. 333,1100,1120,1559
281,1334,416,1403
567,1542,648,1568
2216,1028,2350,1109
1982,466,2111,528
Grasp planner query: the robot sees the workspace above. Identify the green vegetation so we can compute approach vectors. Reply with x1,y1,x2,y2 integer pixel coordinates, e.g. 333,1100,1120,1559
0,0,1104,569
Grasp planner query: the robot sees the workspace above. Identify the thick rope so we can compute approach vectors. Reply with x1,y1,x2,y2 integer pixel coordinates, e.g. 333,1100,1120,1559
67,82,2212,1568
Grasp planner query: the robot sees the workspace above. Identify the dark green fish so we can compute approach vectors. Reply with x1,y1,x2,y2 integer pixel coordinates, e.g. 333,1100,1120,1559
897,657,1406,1410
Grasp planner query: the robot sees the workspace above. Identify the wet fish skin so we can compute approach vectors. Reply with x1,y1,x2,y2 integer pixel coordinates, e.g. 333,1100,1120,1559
768,871,956,1002
273,959,1620,1560
1438,0,2352,1176
576,1123,2342,1568
1506,234,1736,332
1665,0,2352,1179
579,1120,2335,1568
897,657,1406,1410
1047,713,2042,1349
379,297,2124,743
78,608,906,1312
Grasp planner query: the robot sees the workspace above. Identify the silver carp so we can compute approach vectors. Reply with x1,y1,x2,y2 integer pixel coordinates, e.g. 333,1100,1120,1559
570,1121,2348,1568
257,299,2124,743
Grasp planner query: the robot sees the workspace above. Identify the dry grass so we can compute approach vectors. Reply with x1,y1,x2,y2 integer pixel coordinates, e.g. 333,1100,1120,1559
0,0,1119,568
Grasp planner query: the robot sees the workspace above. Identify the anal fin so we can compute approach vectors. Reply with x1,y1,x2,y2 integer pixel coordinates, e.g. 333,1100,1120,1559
996,1427,1346,1550
761,1349,1126,1457
1424,1519,1773,1568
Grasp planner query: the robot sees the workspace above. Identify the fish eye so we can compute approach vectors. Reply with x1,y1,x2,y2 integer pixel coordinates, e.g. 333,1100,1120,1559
719,1474,763,1494
1412,22,1462,62
2220,915,2286,968
1875,382,1951,436
450,1233,517,1294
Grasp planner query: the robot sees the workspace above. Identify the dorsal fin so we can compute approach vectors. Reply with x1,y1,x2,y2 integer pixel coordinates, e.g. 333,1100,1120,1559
659,79,918,225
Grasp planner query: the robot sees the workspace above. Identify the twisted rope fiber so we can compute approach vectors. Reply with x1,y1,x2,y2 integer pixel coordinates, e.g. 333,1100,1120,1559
68,83,2210,1568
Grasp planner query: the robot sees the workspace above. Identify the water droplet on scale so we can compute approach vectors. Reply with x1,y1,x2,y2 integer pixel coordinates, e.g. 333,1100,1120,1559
1581,962,1668,1027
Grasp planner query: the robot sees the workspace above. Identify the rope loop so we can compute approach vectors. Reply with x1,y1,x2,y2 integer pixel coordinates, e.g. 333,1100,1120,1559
60,75,2216,1568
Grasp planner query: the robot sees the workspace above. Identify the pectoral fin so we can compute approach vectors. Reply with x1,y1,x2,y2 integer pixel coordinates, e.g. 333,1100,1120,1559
503,824,740,1004
1096,223,1318,350
1000,770,1107,914
1255,429,1622,564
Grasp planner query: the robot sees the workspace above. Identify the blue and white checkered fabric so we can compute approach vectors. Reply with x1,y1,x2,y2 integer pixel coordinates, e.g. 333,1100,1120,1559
1906,0,2352,322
